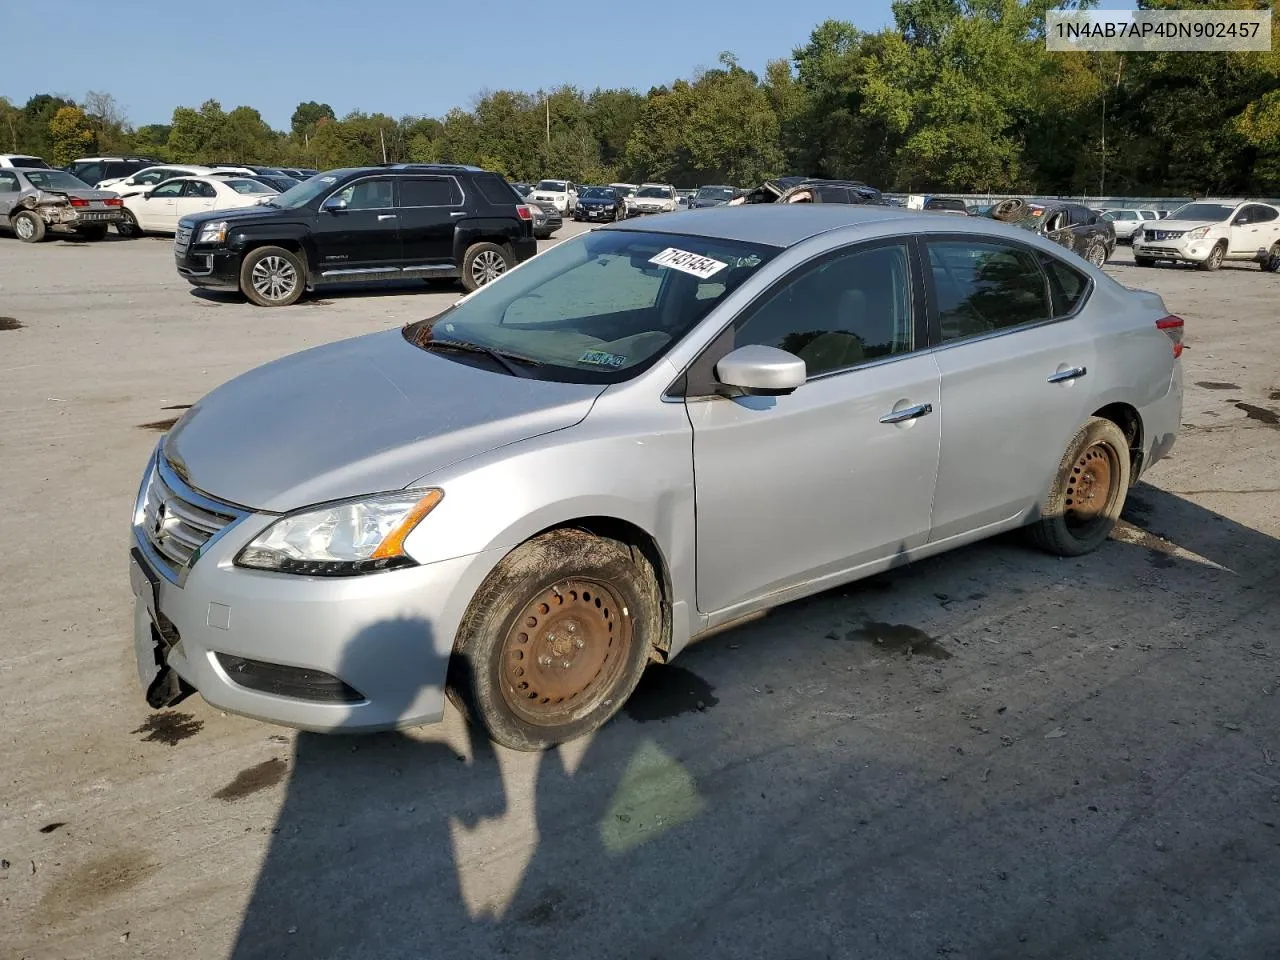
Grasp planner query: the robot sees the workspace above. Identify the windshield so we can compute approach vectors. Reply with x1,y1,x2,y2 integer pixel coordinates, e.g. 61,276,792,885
580,187,616,200
402,229,778,383
226,179,275,195
1011,208,1047,231
264,170,354,208
1168,202,1235,222
23,170,90,190
695,187,734,200
536,180,567,191
637,186,670,198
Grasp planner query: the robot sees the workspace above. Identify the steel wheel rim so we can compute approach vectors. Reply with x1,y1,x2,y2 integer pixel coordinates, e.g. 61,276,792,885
15,216,33,240
471,250,507,286
499,578,633,726
1064,440,1121,535
251,255,297,302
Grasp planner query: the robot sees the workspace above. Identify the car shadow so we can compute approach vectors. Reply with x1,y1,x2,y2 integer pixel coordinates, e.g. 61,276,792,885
229,484,1280,959
188,278,464,308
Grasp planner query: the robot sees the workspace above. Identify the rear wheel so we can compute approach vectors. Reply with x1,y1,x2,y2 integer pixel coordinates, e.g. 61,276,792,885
12,210,45,243
1084,240,1107,267
1198,241,1226,271
447,529,660,751
240,246,305,307
1028,416,1132,557
461,241,513,292
1262,242,1280,272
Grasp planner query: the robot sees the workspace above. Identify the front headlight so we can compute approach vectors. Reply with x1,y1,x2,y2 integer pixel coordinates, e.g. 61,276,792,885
198,220,228,244
235,489,443,576
1185,226,1211,240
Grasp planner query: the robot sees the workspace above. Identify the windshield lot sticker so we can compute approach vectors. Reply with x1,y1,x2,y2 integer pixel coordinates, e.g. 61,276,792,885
580,350,627,368
649,247,728,279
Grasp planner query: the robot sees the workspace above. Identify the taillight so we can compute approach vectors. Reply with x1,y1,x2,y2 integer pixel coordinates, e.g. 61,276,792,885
516,204,533,221
103,197,122,207
69,197,90,208
1156,315,1184,358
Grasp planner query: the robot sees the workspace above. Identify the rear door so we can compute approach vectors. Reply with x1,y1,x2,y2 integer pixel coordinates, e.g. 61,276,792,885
395,175,462,269
175,180,217,220
924,237,1097,542
0,170,20,219
687,238,940,615
311,176,402,276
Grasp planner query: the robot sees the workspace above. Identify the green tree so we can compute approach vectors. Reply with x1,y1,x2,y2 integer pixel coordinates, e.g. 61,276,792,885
48,105,97,166
290,100,335,140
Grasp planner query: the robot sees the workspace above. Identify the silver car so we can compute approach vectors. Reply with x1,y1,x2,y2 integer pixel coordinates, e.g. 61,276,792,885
0,167,125,242
129,206,1184,750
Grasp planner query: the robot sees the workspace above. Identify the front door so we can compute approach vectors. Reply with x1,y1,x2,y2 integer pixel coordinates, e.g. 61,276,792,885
1228,204,1277,258
137,179,186,231
311,176,402,277
687,239,941,616
395,175,462,270
924,238,1098,542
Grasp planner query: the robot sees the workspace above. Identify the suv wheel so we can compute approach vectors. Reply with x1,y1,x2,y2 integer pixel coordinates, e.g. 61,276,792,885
240,246,305,307
1198,241,1226,271
462,242,513,292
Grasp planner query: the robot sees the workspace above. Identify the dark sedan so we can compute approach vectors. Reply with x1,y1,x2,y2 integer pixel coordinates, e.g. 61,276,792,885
690,185,736,208
572,186,626,223
1004,202,1116,267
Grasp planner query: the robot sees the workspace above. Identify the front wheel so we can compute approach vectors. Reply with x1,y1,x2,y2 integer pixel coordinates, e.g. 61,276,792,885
447,529,661,751
11,210,46,243
240,246,305,307
1028,416,1132,557
461,241,513,292
1198,241,1226,271
116,210,142,239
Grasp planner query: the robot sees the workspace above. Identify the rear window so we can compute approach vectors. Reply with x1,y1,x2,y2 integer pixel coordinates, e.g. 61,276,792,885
474,175,519,206
9,156,49,168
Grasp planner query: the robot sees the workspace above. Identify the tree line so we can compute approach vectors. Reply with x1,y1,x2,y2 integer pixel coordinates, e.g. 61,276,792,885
3,0,1277,196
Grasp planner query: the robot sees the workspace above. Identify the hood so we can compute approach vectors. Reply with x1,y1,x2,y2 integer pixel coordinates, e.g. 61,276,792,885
164,329,604,512
578,196,617,206
178,202,299,230
1140,218,1218,232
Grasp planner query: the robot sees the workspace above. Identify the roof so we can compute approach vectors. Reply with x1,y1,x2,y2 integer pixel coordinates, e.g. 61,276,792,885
609,203,1071,249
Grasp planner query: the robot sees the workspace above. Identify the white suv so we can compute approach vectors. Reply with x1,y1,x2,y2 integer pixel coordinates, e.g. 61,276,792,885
1100,208,1158,241
629,183,678,216
1132,200,1280,270
97,164,253,198
528,179,577,215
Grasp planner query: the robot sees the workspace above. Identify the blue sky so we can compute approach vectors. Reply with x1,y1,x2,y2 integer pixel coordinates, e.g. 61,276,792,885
7,0,1137,130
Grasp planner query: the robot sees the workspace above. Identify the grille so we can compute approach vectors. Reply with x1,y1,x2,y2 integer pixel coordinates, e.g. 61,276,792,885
140,459,238,574
174,223,193,255
215,653,365,703
1150,230,1183,241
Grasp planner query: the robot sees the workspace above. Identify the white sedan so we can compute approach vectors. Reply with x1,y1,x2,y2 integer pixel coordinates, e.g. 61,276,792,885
119,176,277,237
1132,199,1280,270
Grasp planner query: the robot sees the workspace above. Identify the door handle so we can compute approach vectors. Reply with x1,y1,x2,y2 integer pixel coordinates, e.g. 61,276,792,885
450,211,466,217
879,402,934,424
1048,366,1087,383
377,214,397,221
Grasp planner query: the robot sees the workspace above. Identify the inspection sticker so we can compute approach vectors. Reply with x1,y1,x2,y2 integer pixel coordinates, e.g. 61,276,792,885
580,350,627,368
649,247,728,279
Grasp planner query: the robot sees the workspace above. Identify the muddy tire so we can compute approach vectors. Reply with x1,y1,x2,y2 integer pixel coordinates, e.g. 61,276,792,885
1134,255,1155,267
447,529,661,751
76,224,109,242
116,210,142,239
1198,241,1226,271
239,246,305,307
1084,240,1107,267
1028,416,1132,557
460,241,513,292
11,210,46,243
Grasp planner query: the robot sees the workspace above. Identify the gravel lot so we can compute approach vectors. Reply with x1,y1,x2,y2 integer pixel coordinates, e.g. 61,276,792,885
2,226,1278,960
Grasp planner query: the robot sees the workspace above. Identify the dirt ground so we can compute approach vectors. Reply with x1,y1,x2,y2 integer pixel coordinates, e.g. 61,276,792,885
1,225,1278,960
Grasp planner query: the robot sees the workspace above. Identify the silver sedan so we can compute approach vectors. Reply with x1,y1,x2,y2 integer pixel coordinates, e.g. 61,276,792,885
129,206,1184,750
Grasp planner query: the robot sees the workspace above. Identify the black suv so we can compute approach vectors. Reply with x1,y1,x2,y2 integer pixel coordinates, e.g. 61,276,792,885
174,164,538,306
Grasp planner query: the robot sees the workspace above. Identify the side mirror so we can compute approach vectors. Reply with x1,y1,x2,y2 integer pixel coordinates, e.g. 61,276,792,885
322,195,349,213
715,344,806,396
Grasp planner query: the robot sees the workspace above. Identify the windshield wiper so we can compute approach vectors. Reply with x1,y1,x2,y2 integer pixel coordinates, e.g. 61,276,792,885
422,338,542,377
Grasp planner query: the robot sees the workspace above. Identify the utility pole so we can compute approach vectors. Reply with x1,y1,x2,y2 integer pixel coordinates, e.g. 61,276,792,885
1099,83,1106,198
380,127,387,164
545,95,550,147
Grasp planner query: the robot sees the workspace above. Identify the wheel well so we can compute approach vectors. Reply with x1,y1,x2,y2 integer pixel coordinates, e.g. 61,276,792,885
1092,403,1144,479
536,517,674,661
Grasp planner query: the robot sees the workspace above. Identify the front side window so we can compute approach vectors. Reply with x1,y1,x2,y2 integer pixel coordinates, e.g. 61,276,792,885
336,178,394,210
732,242,914,377
72,162,104,185
150,180,186,198
402,229,777,383
928,241,1051,343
